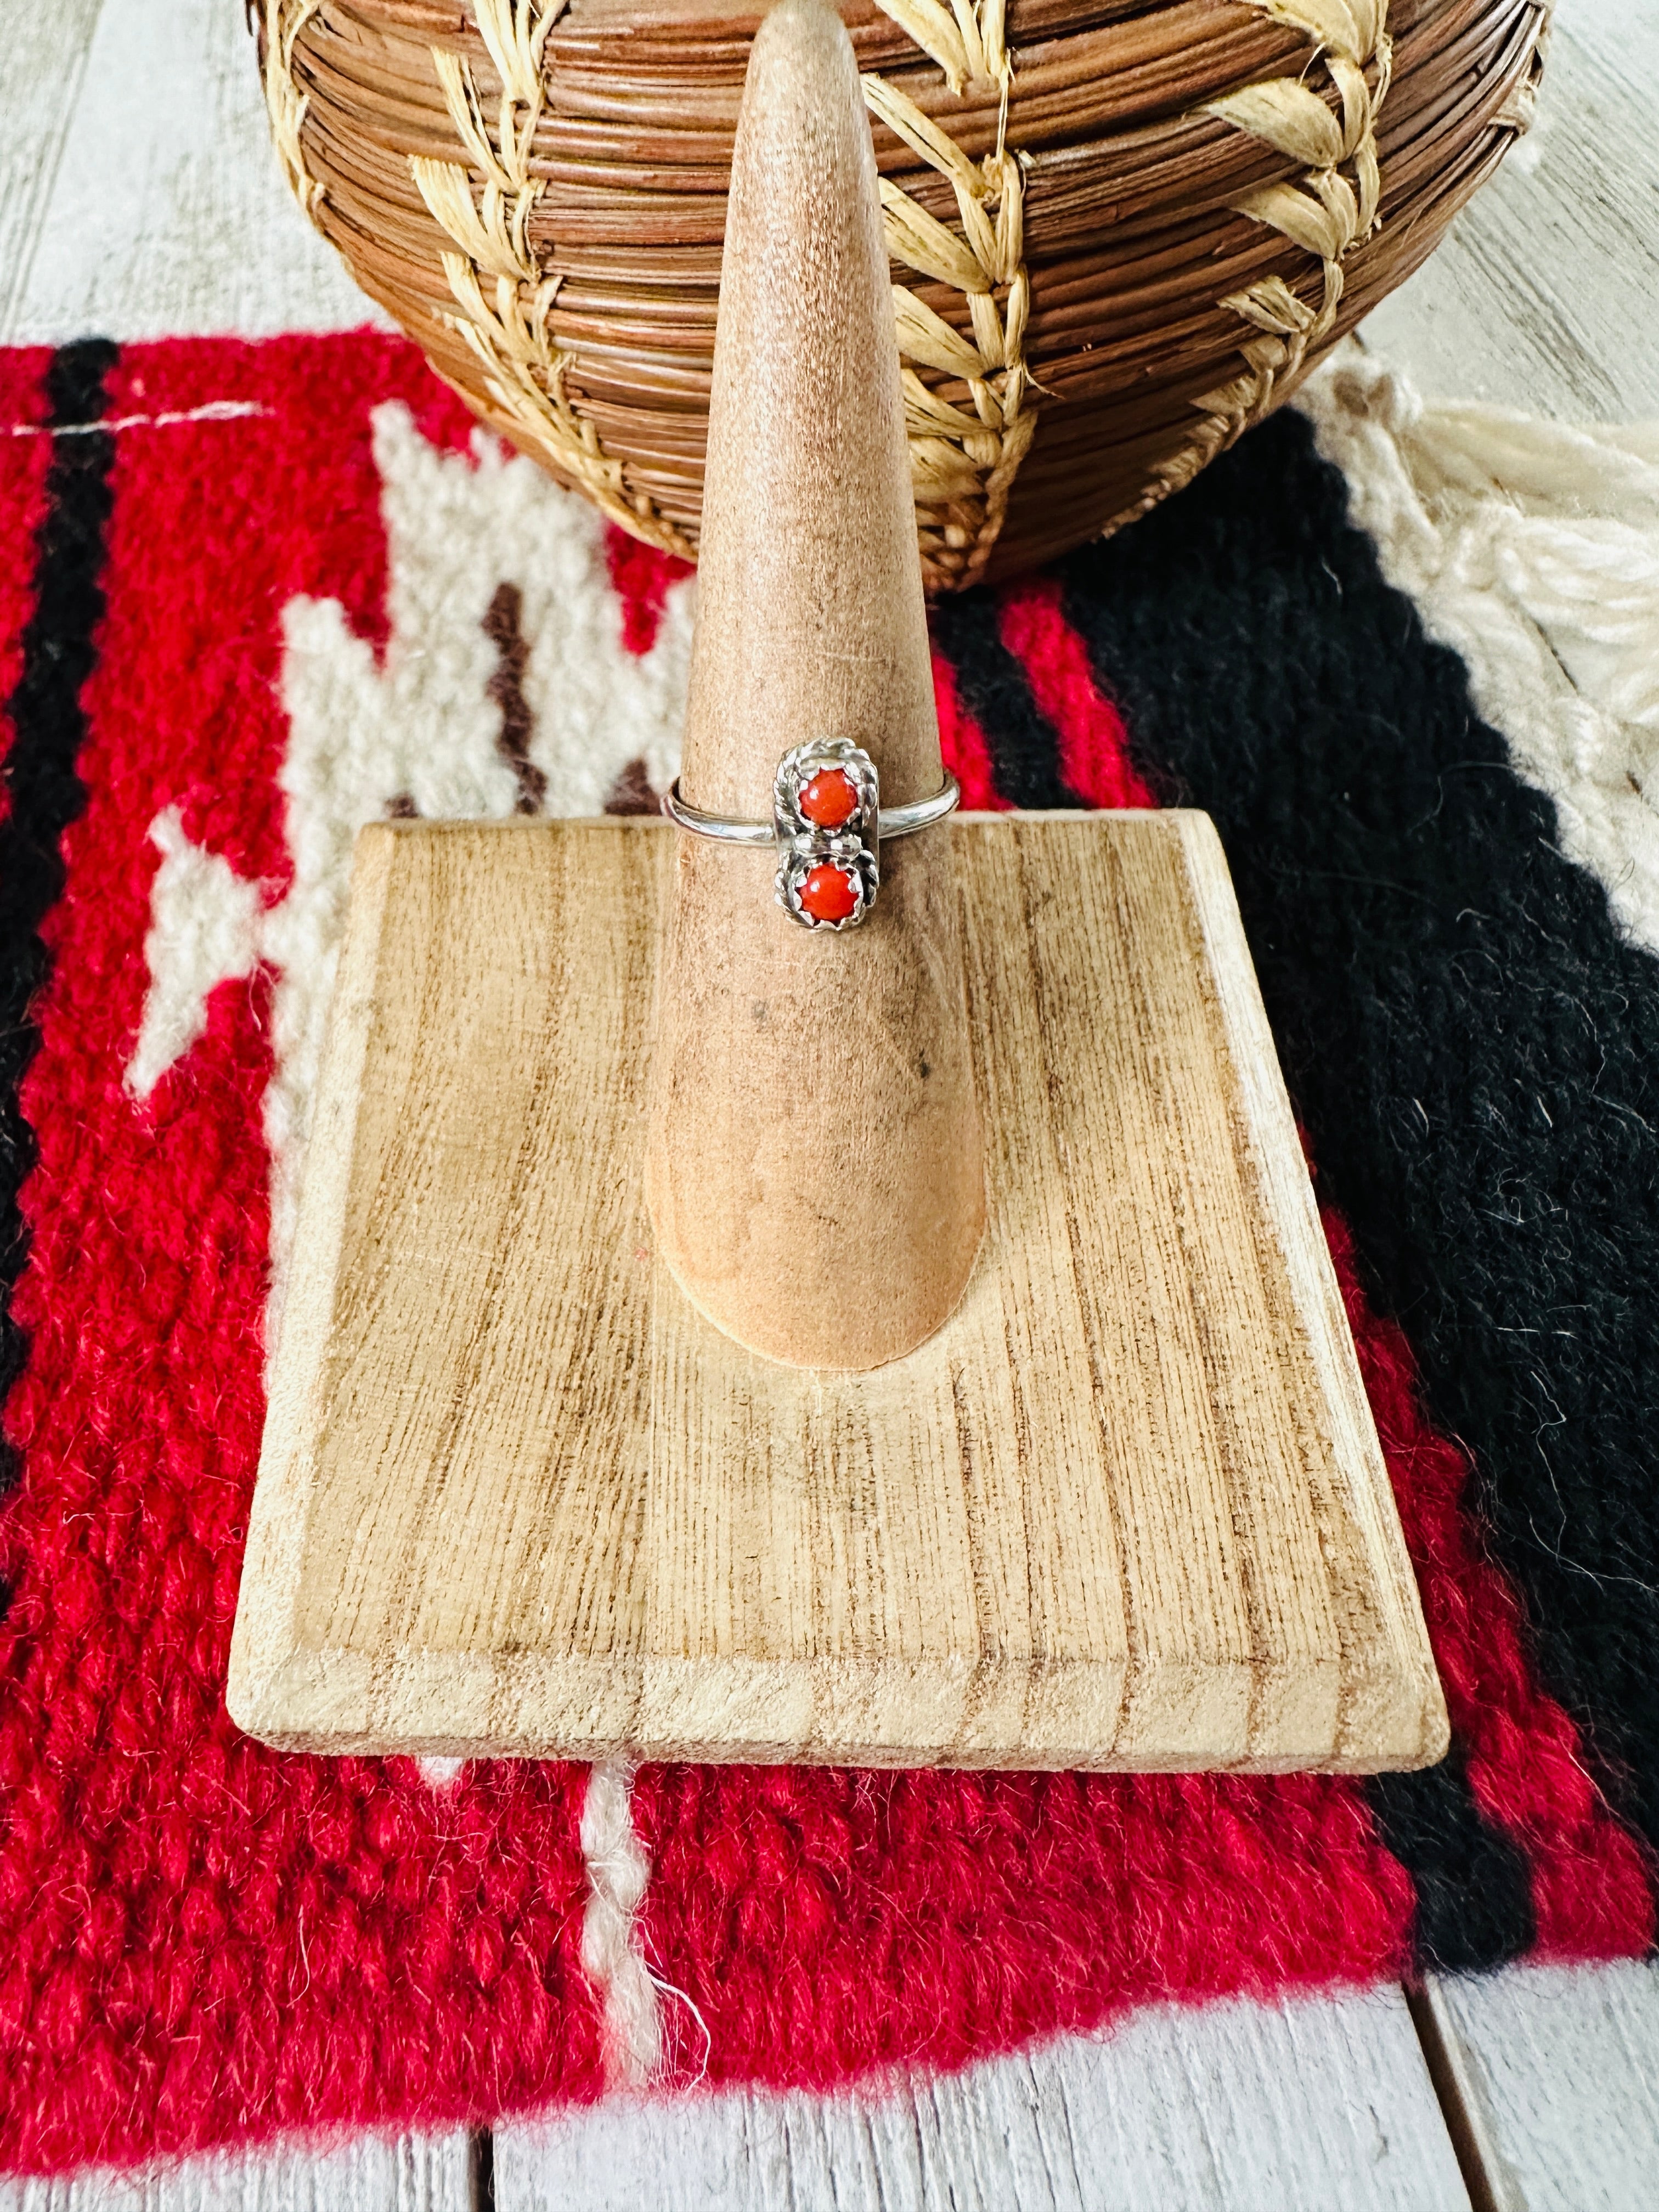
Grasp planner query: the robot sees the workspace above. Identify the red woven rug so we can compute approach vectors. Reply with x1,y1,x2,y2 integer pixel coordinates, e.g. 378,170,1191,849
2,333,1654,2172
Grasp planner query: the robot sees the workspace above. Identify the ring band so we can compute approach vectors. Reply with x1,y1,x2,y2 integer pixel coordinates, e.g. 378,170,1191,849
662,740,958,932
662,777,960,847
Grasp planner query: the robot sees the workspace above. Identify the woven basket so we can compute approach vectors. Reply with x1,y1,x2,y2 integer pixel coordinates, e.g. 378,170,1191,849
258,0,1548,590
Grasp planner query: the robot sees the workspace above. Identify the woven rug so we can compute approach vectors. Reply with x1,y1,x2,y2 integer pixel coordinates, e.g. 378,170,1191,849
2,332,1656,2172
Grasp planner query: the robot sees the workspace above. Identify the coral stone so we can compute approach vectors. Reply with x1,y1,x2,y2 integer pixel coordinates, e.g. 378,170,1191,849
799,863,860,924
798,766,860,830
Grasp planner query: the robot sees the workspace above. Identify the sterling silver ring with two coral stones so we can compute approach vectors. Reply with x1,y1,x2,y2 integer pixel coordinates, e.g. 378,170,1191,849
662,741,960,931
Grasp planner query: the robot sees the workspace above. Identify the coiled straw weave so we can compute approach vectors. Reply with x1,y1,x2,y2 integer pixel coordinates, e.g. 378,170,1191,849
259,0,1550,589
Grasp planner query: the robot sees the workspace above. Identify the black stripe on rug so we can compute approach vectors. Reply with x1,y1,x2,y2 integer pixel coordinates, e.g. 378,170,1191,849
1367,1754,1535,1971
0,338,119,1500
929,590,1084,810
1057,405,1659,1951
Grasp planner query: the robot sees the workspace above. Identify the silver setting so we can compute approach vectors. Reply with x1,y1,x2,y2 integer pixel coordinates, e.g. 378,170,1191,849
773,740,879,932
661,742,960,933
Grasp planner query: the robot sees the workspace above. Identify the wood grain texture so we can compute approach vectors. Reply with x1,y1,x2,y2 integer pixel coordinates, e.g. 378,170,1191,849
0,0,387,348
1415,1963,1659,2212
644,0,986,1370
0,2129,474,2212
494,1989,1471,2211
0,0,105,346
1361,0,1659,420
227,810,1444,1771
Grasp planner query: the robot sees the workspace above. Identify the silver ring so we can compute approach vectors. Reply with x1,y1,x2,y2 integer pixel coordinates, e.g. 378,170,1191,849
662,772,960,847
662,741,958,930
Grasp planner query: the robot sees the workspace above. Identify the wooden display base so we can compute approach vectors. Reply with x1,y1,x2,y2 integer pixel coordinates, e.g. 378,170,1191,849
227,812,1447,1773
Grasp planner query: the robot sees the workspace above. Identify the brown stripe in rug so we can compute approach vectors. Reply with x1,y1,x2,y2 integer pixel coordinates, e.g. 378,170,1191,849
483,580,546,815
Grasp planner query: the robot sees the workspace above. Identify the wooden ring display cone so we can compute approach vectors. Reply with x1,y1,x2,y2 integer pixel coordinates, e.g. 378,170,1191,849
645,0,985,1372
225,0,1447,1777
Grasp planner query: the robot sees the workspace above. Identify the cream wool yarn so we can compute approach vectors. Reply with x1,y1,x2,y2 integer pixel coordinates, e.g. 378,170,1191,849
126,806,264,1102
579,1761,665,2089
1299,343,1659,956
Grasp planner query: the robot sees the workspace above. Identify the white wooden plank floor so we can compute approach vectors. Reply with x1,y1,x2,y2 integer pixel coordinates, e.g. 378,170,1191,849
0,0,385,347
2,0,1657,2203
494,1989,1471,2212
0,2131,474,2212
1416,1963,1659,2212
0,0,104,342
1362,1,1659,421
